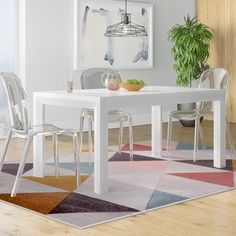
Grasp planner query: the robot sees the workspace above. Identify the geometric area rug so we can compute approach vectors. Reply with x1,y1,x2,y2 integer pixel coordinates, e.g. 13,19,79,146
0,141,235,229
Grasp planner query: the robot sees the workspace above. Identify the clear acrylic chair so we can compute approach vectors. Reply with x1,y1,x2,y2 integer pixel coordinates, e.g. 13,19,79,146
79,68,133,160
167,68,235,161
0,72,80,197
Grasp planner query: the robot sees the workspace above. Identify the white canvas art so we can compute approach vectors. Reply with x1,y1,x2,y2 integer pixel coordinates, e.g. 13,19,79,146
78,0,153,69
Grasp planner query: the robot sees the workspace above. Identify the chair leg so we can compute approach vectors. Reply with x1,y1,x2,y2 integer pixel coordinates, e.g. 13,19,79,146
88,116,93,161
79,115,84,152
52,135,56,164
128,115,134,161
226,120,235,155
193,116,200,162
199,124,206,150
0,129,12,172
167,114,173,155
53,134,59,177
11,136,33,197
73,134,80,187
118,121,124,154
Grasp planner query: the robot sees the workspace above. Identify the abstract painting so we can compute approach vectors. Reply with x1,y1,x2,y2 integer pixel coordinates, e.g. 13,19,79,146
77,0,153,69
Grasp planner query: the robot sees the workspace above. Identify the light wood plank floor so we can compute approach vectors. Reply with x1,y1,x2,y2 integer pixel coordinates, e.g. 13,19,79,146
0,121,236,236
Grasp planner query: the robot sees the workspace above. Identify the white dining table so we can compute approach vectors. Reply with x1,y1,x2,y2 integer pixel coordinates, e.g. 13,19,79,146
33,86,226,194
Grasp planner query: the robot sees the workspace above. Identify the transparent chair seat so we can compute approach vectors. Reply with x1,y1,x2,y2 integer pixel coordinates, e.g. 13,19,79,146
24,124,77,136
13,124,60,136
81,109,130,123
171,110,207,120
171,107,217,121
0,72,80,197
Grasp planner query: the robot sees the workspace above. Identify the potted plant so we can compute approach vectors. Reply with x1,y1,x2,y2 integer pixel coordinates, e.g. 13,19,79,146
168,15,214,126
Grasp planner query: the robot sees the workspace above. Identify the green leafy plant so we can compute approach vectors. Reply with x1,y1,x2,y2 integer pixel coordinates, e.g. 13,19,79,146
168,15,215,87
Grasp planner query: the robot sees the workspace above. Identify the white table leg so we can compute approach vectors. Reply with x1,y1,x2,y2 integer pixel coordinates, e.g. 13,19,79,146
213,99,226,168
94,102,108,194
33,97,45,177
152,105,162,158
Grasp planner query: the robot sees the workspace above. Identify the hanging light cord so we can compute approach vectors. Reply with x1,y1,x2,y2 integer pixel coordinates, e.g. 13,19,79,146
123,0,129,24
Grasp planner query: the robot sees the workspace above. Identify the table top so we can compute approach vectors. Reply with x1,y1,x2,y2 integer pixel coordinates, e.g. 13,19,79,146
33,86,224,110
34,86,222,98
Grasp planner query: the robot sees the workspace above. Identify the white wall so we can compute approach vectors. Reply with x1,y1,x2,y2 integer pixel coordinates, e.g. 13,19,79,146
22,0,81,127
20,0,195,130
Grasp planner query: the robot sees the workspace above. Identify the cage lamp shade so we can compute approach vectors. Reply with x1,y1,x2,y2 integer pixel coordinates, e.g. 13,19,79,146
104,1,148,37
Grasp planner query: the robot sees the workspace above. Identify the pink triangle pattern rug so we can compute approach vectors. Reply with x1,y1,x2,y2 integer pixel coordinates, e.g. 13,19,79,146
0,141,235,229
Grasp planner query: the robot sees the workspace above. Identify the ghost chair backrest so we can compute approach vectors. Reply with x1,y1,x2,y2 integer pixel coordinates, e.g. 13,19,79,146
0,72,30,133
80,68,108,89
197,68,229,111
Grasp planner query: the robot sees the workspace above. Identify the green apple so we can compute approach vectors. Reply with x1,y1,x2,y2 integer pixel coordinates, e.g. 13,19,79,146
123,79,145,85
139,80,145,85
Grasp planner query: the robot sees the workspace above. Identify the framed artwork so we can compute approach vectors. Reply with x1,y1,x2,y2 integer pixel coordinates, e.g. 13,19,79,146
77,0,153,70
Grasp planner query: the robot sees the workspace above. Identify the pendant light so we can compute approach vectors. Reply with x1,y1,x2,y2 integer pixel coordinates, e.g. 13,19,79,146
104,0,148,37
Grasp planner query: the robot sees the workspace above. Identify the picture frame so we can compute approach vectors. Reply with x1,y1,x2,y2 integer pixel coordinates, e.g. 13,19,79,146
76,0,153,70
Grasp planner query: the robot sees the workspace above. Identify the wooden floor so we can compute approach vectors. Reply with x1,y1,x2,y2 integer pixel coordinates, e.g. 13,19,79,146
0,120,236,236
